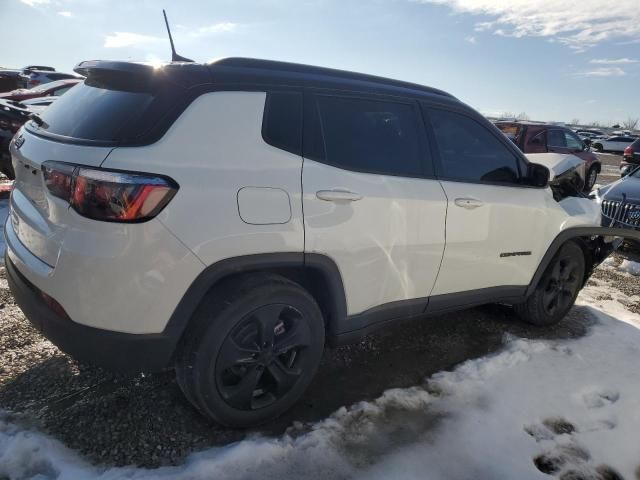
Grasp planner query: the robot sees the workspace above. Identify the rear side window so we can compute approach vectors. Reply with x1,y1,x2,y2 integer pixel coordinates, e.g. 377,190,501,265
262,91,302,155
32,80,167,142
427,108,521,184
310,95,425,177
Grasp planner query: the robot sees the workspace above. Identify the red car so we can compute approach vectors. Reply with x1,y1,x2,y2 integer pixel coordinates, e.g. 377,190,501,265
0,78,81,102
496,121,601,191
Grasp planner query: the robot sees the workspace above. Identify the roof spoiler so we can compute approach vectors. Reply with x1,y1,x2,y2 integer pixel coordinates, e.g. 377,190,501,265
73,60,155,78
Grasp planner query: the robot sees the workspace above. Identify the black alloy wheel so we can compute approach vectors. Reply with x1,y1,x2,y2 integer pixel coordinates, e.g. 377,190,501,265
216,303,311,411
540,256,581,317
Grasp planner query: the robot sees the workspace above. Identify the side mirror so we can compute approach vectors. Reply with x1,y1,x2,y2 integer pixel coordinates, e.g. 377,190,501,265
526,163,550,187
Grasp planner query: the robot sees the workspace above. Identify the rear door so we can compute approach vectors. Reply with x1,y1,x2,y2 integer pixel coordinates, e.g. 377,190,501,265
422,105,550,296
302,91,447,317
546,129,569,154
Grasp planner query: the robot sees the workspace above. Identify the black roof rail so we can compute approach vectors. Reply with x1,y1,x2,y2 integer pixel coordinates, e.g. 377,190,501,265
210,57,455,99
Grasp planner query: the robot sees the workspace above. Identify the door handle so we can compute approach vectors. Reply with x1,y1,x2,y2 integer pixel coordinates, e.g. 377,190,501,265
316,190,363,202
454,197,483,209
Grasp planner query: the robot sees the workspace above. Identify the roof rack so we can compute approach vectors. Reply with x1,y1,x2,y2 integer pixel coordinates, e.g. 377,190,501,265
210,57,455,99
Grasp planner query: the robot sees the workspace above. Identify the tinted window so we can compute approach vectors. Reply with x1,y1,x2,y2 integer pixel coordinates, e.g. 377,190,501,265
564,131,583,150
428,108,521,184
34,81,164,142
547,129,566,148
313,95,424,177
262,91,302,155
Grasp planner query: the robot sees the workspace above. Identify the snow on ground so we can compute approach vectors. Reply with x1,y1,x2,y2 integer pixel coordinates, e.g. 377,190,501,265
618,259,640,276
2,265,640,479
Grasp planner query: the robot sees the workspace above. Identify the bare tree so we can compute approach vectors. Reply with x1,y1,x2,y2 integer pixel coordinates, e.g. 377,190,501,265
623,117,639,130
516,112,530,121
590,121,601,127
570,118,580,126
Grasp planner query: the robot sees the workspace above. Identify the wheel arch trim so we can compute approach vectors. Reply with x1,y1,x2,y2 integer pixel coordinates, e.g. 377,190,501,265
163,252,347,348
526,226,640,296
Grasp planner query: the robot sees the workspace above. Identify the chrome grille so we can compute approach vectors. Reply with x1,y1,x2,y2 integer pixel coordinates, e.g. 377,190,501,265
601,200,640,228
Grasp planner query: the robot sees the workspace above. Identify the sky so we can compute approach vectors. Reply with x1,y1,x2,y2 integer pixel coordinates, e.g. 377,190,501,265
1,0,639,125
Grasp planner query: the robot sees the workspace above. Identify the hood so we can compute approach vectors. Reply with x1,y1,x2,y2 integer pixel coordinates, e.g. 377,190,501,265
525,153,585,181
599,176,640,203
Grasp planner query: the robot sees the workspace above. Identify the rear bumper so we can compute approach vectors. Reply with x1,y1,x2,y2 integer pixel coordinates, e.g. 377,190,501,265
6,254,177,373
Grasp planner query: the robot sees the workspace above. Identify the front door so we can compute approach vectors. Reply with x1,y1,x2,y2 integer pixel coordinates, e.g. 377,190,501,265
423,106,550,296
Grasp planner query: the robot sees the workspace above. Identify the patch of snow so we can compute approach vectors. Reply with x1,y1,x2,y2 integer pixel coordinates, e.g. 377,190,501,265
2,275,640,479
618,259,640,276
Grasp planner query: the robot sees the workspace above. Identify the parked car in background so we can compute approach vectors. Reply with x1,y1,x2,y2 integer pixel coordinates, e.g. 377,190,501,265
576,129,604,137
496,121,601,190
620,138,640,177
0,70,23,93
0,78,81,102
594,170,640,232
20,70,80,89
0,96,61,178
592,136,637,153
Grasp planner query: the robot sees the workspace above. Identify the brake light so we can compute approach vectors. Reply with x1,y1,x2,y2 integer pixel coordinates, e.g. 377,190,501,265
624,146,633,156
42,161,178,222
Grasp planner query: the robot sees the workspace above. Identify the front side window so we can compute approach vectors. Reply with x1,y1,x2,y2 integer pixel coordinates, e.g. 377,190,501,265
547,129,566,148
427,108,521,184
564,131,583,150
312,95,424,177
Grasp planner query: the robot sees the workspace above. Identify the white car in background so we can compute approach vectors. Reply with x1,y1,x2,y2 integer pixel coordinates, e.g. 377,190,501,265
592,135,637,153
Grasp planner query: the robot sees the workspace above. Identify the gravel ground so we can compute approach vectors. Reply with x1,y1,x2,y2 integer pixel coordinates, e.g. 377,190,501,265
0,253,634,469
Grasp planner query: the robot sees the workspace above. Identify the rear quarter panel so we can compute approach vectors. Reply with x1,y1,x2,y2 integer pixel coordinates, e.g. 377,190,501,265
102,91,305,265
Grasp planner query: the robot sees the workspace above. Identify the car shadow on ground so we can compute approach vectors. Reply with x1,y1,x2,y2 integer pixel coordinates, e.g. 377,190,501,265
0,299,596,468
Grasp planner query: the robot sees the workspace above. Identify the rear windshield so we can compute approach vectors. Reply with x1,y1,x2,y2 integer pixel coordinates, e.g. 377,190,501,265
30,79,174,143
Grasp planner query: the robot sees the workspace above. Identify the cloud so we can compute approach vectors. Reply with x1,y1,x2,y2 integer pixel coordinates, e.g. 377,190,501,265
415,0,640,51
19,0,49,6
190,22,238,38
589,57,637,64
58,11,72,17
578,67,626,77
465,35,477,44
104,32,164,48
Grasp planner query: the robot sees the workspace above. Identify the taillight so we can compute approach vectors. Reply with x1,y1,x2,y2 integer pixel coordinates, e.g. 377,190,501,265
624,146,633,156
42,161,178,222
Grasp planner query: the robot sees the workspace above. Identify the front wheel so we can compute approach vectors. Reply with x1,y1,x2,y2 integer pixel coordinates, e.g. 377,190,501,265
584,166,598,191
176,274,325,427
516,241,585,326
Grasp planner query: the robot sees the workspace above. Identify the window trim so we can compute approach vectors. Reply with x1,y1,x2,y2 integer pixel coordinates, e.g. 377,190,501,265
422,104,541,189
303,89,435,179
261,89,303,156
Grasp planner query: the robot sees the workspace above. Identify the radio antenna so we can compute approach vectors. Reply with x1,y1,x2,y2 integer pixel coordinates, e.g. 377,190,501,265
163,9,194,63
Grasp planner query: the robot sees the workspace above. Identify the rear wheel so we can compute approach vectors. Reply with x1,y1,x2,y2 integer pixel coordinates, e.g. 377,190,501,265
176,274,325,427
516,241,585,326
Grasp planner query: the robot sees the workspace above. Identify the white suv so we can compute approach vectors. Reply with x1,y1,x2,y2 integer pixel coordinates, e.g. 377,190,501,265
5,58,630,427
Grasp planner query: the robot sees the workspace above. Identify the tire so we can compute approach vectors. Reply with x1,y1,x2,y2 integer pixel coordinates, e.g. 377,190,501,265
584,166,598,191
176,273,325,427
593,143,603,152
516,241,585,326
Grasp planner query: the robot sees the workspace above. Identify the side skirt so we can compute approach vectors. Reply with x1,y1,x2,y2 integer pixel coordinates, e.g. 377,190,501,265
328,286,526,346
